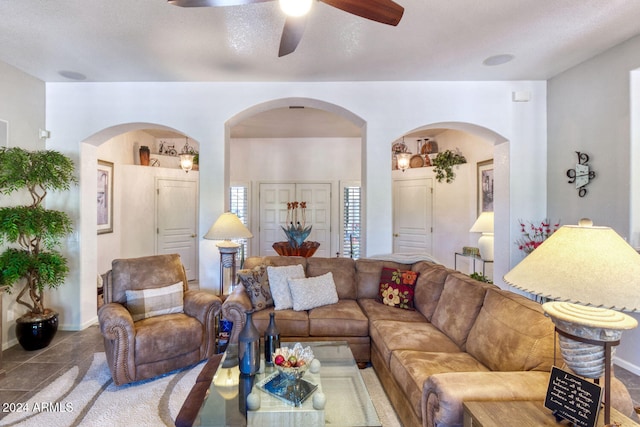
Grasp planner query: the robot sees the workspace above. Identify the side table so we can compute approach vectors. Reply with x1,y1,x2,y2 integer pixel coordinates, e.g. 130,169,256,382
454,252,493,277
463,400,639,427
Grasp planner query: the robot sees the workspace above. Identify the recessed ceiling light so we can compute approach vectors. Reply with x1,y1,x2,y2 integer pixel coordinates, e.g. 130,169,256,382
58,70,87,81
482,54,515,66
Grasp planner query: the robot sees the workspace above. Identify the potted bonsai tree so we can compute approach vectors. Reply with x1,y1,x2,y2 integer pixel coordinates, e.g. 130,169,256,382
0,147,76,350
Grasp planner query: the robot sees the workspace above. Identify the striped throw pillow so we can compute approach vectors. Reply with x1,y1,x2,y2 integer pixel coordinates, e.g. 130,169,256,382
125,282,184,321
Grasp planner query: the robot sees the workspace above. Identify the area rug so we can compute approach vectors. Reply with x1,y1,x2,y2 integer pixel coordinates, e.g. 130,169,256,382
2,353,401,427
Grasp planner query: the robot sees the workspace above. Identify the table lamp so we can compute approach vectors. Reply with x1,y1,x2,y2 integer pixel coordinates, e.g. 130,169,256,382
503,218,640,424
469,211,494,261
204,212,253,295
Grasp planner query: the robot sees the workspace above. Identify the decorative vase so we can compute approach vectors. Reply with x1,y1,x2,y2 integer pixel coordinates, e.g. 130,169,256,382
264,312,280,365
15,311,59,351
139,146,150,166
272,241,320,257
238,310,260,375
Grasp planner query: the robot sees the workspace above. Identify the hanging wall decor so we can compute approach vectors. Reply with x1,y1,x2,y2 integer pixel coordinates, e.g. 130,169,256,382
566,151,595,197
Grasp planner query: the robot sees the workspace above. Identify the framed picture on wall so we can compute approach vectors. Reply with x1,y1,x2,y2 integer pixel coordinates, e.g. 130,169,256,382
97,160,114,234
477,159,494,214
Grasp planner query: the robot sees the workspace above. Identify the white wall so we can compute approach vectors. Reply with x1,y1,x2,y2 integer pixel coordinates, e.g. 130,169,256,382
0,62,45,350
96,130,156,275
547,33,640,374
42,81,546,336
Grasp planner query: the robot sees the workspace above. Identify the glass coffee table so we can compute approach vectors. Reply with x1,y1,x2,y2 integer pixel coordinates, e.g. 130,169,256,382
195,341,381,426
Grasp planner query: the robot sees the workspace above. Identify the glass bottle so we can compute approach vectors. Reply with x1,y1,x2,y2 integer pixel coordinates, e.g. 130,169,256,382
238,310,259,375
264,312,280,365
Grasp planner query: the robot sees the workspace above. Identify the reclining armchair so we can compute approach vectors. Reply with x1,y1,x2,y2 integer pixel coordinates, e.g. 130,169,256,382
98,254,221,386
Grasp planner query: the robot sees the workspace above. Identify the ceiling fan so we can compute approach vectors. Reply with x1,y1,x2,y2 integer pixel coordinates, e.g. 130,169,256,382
168,0,404,57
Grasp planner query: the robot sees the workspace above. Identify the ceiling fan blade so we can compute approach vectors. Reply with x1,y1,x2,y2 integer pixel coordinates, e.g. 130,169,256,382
278,15,308,57
168,0,272,7
320,0,404,26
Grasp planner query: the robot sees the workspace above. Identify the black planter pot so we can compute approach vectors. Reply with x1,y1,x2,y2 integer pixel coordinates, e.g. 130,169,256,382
15,311,59,351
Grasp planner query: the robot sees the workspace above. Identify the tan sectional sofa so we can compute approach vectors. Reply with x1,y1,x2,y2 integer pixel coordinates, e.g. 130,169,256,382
221,255,635,427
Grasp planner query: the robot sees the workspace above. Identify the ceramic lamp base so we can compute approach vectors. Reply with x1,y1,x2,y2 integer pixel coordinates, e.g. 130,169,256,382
477,233,494,261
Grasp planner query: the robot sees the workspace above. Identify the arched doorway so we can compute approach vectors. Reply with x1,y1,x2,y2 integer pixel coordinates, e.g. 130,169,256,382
392,121,509,284
225,98,367,258
81,122,200,311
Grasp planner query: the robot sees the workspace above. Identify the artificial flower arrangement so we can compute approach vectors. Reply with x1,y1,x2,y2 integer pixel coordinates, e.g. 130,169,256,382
515,219,560,255
282,201,312,248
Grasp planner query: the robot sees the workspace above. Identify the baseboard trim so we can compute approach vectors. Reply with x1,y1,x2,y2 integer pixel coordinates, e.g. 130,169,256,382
615,356,640,376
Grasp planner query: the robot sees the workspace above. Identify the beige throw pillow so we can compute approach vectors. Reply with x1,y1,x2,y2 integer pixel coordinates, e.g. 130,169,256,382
288,272,339,311
267,264,306,310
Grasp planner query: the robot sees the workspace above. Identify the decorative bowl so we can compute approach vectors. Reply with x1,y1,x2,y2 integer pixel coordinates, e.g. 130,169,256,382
273,343,315,382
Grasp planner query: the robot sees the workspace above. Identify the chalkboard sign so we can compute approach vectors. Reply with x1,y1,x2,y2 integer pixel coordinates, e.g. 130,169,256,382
545,366,603,427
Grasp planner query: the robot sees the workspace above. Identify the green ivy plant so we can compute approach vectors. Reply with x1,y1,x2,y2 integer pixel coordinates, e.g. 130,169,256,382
469,272,493,284
431,150,467,183
0,147,77,319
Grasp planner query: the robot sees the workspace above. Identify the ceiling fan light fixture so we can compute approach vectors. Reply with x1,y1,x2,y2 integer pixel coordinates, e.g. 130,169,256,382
279,0,312,17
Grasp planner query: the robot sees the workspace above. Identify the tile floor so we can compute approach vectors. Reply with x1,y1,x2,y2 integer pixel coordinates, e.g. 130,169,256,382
1,325,639,422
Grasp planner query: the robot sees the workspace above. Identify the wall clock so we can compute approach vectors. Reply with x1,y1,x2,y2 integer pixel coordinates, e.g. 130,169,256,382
566,151,595,197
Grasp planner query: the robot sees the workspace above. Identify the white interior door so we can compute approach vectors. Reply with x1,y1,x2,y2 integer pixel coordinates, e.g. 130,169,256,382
156,178,198,281
259,182,331,257
297,183,331,257
259,183,296,256
393,178,433,254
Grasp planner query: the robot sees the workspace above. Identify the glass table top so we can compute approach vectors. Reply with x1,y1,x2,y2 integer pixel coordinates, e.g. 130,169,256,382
196,341,381,427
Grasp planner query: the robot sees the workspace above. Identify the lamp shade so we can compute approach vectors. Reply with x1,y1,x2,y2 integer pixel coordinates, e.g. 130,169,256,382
204,213,253,243
504,219,640,312
469,211,494,233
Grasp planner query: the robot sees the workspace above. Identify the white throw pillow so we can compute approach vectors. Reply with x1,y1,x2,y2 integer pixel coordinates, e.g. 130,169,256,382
288,272,339,311
125,281,184,321
267,264,306,310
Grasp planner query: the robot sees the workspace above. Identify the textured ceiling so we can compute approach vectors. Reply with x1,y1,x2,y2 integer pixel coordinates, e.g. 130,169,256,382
2,1,640,138
1,0,639,83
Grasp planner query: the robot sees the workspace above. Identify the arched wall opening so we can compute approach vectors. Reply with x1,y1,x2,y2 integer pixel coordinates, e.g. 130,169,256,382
393,121,510,286
74,122,198,322
224,98,367,258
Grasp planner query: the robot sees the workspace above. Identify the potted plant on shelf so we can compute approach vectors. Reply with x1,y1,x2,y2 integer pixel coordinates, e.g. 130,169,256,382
0,147,77,350
431,150,467,183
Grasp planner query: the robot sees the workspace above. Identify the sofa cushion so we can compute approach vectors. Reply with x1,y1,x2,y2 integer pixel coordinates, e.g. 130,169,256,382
288,272,339,311
135,313,202,365
237,265,273,311
306,257,357,300
251,307,310,337
125,281,184,321
370,319,462,366
358,298,427,324
308,300,369,337
465,288,556,372
377,267,420,310
355,259,415,299
390,350,490,421
411,262,450,321
430,273,489,350
267,264,306,310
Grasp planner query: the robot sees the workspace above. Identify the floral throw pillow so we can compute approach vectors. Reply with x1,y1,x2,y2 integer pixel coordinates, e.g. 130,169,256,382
237,265,274,311
377,267,420,310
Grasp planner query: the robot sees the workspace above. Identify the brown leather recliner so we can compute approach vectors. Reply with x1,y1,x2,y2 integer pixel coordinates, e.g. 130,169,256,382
98,254,221,386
